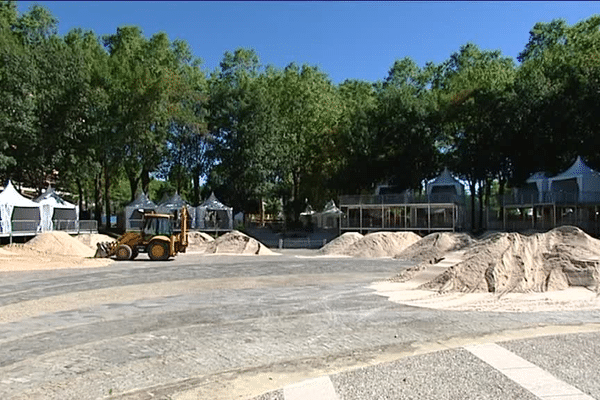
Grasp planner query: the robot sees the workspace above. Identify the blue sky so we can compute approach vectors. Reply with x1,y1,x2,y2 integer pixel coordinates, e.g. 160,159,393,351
16,1,600,84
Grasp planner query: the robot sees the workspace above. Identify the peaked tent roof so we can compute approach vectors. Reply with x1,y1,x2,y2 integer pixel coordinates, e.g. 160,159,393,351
300,204,315,216
34,186,77,209
0,180,41,208
321,200,343,215
126,192,157,209
526,171,550,183
549,156,600,181
158,192,188,211
200,192,231,210
428,167,462,187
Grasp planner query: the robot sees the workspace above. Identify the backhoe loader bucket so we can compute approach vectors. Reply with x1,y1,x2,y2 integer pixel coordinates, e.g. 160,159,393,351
94,242,110,258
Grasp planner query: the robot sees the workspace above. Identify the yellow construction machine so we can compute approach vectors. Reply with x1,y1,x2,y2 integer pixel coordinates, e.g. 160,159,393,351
95,207,189,261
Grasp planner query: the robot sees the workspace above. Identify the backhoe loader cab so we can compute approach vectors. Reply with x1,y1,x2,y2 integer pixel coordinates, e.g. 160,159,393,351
95,207,189,261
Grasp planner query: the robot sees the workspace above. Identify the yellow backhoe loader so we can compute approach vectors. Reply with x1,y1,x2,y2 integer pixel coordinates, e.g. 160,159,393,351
95,207,189,261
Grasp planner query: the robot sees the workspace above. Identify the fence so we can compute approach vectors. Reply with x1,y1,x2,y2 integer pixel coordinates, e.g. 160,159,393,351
259,237,329,249
340,193,463,206
0,220,98,237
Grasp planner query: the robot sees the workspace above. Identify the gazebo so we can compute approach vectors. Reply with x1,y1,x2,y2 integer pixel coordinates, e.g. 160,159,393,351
34,186,78,232
196,193,233,231
156,192,196,230
549,156,600,204
0,180,41,234
123,193,157,231
313,200,343,229
426,168,465,203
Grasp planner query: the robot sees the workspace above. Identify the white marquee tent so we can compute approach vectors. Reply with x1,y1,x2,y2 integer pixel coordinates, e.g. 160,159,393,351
196,193,233,230
549,156,600,203
156,192,196,229
34,186,78,232
123,193,157,231
0,180,41,234
426,168,465,202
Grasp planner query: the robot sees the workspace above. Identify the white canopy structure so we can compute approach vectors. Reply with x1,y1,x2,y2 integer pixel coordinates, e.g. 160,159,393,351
156,192,196,229
549,156,600,203
196,192,233,230
314,200,343,229
514,172,551,203
0,180,41,234
124,193,157,231
426,168,464,202
34,186,78,232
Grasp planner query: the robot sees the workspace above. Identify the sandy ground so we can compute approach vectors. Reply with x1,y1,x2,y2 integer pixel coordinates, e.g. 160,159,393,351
370,251,600,312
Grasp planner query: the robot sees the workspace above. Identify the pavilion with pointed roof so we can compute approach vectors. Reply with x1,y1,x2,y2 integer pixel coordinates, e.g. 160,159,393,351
0,180,41,234
34,185,78,232
196,192,233,231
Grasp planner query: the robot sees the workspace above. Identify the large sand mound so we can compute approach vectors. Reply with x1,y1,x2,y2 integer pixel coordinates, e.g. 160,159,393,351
348,231,421,258
204,231,275,255
187,231,215,252
318,232,363,255
422,226,600,293
13,232,96,258
395,232,475,262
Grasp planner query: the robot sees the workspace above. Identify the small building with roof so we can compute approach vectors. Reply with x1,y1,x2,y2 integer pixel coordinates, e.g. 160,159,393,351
156,191,196,230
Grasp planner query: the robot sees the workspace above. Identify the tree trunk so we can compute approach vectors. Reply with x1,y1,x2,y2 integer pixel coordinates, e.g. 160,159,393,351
104,163,111,229
469,180,477,232
141,166,151,195
94,172,103,227
127,171,139,202
192,167,201,206
77,179,84,214
478,179,485,232
498,177,506,221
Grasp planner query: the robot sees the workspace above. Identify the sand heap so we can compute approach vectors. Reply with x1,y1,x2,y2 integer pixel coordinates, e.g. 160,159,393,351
16,232,97,257
422,226,600,293
204,230,275,255
187,231,215,252
346,231,421,258
318,232,363,256
75,233,116,251
396,232,475,263
0,247,14,256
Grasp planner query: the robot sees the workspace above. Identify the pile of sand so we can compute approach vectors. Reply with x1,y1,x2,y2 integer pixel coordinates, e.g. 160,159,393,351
422,226,600,293
11,232,96,258
395,232,475,262
0,247,14,256
187,231,215,252
347,231,421,258
204,231,275,255
75,233,116,250
318,232,363,255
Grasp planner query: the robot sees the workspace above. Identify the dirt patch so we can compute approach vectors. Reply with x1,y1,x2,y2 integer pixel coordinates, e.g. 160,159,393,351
347,231,421,258
318,232,363,255
204,231,276,255
422,226,600,293
395,232,474,263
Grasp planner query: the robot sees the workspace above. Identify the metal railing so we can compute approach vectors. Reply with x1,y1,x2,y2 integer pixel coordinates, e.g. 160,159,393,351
502,191,600,206
340,193,463,206
0,220,98,235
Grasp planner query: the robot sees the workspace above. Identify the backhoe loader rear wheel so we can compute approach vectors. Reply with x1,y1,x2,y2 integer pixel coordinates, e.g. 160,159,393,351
148,241,169,261
115,244,133,261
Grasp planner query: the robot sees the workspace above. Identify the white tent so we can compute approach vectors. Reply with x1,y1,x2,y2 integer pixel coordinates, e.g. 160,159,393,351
156,192,196,229
314,200,343,229
124,193,157,231
0,180,41,234
549,156,600,203
426,168,464,202
34,186,78,232
514,172,551,203
196,192,233,230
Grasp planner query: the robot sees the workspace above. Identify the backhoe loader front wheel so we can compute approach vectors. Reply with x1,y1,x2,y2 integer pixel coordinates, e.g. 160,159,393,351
115,244,133,261
148,241,170,261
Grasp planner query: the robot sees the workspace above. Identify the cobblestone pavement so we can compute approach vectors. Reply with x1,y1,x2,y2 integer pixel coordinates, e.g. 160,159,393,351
1,251,599,399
